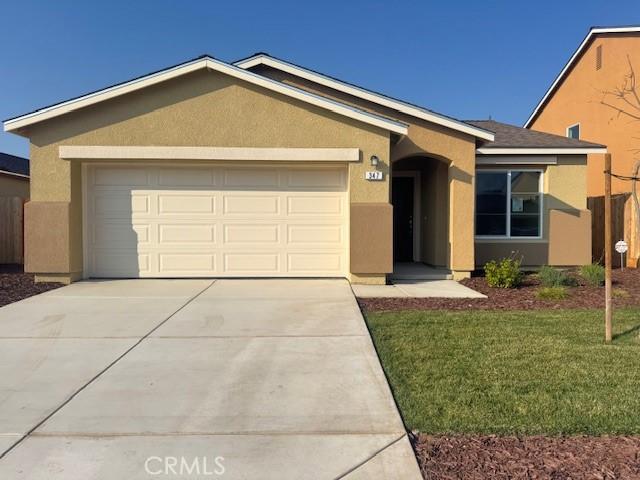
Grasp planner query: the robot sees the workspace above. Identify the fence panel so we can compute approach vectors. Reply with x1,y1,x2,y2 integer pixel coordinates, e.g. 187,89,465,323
0,197,25,264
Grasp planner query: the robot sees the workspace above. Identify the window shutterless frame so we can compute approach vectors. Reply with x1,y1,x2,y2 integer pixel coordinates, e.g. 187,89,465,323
566,123,580,139
475,168,544,240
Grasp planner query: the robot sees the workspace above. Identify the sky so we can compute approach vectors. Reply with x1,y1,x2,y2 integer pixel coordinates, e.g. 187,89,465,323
1,0,639,158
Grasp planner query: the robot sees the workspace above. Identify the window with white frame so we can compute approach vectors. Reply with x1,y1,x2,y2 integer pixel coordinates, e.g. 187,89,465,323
567,123,580,139
475,170,543,238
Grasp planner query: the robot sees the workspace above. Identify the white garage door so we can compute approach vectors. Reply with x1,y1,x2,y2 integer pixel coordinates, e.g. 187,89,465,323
85,164,349,278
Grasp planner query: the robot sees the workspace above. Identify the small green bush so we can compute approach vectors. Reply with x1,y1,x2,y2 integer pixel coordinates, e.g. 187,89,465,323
580,263,605,286
538,265,568,287
536,286,569,300
484,257,523,289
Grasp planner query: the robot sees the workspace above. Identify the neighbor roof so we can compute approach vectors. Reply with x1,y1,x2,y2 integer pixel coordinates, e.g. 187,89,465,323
234,53,495,142
0,152,29,178
525,25,640,127
468,120,606,154
3,55,408,135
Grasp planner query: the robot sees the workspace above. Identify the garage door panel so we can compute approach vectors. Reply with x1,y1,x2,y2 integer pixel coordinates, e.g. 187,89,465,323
159,224,215,244
158,168,215,187
223,169,280,188
93,167,150,187
159,254,215,273
158,194,215,215
287,196,343,215
223,253,280,274
223,224,280,245
93,223,150,247
287,225,343,245
223,196,280,215
87,164,348,278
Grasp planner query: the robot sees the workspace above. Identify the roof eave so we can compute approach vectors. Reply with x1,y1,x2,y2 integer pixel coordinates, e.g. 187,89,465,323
476,147,608,155
4,56,408,136
235,53,495,142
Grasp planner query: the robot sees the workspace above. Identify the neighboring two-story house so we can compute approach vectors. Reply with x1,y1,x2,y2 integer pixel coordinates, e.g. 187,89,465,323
526,26,640,266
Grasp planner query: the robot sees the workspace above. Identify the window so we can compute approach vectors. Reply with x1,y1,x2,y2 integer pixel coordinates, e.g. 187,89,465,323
567,123,580,139
476,170,542,238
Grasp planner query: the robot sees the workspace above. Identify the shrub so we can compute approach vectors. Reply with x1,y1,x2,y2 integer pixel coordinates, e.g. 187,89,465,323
536,286,569,300
484,257,523,289
538,265,568,287
580,263,605,286
613,288,630,298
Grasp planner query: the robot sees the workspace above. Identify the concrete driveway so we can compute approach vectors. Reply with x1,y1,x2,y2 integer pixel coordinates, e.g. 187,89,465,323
0,279,421,479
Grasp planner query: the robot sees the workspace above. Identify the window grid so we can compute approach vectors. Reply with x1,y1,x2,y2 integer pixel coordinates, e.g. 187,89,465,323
476,169,544,240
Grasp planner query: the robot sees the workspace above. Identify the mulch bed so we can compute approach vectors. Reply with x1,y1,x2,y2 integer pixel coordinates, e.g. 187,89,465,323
413,434,640,479
0,265,63,307
359,268,640,311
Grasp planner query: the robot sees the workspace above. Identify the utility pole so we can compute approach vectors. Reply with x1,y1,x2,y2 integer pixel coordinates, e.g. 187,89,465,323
604,153,613,343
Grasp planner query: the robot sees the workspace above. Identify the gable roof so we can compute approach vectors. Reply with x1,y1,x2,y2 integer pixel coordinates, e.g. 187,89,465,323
3,55,408,135
234,53,495,142
468,120,606,154
525,25,640,128
0,152,29,178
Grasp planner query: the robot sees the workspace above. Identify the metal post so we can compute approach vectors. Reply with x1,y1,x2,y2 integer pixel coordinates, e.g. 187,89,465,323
604,153,613,343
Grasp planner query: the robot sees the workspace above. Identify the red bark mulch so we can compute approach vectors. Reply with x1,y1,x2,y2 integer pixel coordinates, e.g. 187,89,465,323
414,434,640,479
359,268,640,312
0,265,63,307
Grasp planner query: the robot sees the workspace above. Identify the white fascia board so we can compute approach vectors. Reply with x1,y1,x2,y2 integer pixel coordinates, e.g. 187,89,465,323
5,57,408,135
59,146,361,162
476,155,557,165
0,169,29,179
476,147,607,155
235,55,495,142
524,26,640,127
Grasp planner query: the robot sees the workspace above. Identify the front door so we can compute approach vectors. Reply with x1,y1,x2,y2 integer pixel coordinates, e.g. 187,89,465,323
392,176,414,262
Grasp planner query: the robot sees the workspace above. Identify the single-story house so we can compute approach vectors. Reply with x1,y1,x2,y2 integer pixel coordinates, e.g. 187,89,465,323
0,152,30,198
3,54,606,284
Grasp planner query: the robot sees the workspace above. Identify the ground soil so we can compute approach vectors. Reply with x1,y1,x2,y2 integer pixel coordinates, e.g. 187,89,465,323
0,265,63,307
359,268,640,312
413,434,640,479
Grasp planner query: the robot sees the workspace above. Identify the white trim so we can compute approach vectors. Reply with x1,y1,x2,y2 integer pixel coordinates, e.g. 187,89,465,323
4,57,408,135
0,169,29,179
476,147,606,155
392,171,421,262
566,122,581,139
81,163,89,280
476,155,557,165
525,26,640,127
235,54,495,142
475,168,544,240
59,146,361,162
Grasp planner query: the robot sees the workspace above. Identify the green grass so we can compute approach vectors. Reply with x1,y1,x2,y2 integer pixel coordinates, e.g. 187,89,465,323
365,308,640,435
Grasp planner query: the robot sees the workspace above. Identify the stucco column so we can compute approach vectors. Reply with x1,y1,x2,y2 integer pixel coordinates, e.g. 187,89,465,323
448,146,476,279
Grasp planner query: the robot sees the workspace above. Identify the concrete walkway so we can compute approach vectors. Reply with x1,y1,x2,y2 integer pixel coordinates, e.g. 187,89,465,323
353,279,487,298
0,279,421,479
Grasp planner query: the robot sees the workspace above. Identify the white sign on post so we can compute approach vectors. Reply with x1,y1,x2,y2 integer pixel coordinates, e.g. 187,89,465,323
615,240,628,270
365,171,383,181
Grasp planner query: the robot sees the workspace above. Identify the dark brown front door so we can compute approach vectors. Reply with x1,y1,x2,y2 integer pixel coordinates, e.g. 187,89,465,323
392,176,414,262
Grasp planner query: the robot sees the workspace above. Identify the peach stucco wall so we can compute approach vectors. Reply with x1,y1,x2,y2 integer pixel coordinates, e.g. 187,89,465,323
529,34,640,197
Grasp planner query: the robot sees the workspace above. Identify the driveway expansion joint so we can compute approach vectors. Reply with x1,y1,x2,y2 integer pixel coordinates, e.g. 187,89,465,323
0,280,215,459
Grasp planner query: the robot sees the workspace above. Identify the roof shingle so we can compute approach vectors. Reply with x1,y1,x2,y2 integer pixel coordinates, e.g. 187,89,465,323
0,152,29,176
466,119,605,149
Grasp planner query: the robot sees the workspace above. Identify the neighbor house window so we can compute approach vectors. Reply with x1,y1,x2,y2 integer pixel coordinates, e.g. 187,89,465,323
476,170,543,238
567,123,580,139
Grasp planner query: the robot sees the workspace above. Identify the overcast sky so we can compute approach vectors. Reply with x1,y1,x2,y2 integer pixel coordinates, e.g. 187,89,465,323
2,0,638,157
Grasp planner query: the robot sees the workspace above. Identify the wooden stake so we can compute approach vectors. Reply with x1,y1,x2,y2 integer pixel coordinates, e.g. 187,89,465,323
604,153,613,343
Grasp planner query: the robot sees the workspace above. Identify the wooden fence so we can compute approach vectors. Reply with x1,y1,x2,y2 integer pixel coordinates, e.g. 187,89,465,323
588,193,639,268
0,196,25,264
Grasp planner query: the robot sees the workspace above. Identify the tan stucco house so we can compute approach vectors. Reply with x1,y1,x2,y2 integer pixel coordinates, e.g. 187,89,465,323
3,54,605,284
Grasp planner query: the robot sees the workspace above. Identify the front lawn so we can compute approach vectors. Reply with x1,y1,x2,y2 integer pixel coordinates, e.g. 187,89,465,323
365,308,640,435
